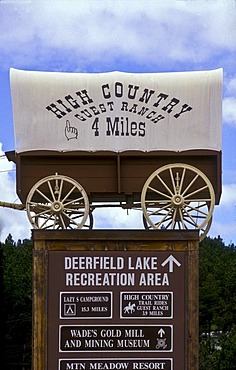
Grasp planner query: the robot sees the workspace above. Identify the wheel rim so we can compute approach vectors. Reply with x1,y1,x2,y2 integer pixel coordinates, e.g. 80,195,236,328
141,163,215,239
26,174,89,230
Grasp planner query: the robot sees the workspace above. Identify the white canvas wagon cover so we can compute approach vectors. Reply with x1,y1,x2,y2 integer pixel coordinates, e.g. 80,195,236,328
10,68,222,153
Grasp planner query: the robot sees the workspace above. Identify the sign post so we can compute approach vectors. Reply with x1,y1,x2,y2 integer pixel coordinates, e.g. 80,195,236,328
33,230,199,370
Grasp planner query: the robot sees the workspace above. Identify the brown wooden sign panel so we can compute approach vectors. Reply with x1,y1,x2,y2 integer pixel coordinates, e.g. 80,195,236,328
32,230,199,370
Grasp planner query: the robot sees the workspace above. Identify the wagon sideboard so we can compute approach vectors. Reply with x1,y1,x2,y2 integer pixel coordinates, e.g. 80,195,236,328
6,149,221,205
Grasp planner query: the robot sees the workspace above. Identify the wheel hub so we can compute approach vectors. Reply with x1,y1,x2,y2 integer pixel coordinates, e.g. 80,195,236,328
172,194,184,207
51,201,64,214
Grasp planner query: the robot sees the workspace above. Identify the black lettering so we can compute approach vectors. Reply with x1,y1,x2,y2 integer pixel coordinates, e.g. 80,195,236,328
115,82,123,97
57,99,72,113
128,84,139,99
130,121,137,136
99,103,107,113
121,101,129,111
120,116,125,136
139,88,155,104
80,109,92,118
75,89,93,105
123,117,129,136
90,106,100,115
153,93,169,107
174,103,193,118
139,122,145,136
74,113,86,121
107,101,114,111
102,84,111,99
64,95,80,109
151,115,165,123
138,106,149,116
146,111,156,119
162,98,180,113
46,103,66,119
92,117,99,136
129,104,138,113
106,117,119,136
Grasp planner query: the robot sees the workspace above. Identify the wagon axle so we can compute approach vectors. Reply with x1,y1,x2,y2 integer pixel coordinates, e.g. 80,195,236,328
0,201,25,211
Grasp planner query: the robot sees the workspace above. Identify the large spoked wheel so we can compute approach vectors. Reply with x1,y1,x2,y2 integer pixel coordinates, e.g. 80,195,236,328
26,174,90,230
141,163,215,241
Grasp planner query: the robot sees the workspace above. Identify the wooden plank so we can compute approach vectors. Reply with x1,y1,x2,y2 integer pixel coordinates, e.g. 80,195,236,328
33,242,48,370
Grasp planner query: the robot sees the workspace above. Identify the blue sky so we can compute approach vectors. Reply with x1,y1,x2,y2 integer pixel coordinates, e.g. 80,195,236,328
0,0,236,243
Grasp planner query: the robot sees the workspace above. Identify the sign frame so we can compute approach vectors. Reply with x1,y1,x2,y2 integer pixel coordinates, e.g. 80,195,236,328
32,229,199,370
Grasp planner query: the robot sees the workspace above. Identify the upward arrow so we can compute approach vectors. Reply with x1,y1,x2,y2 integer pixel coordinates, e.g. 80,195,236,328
161,255,181,273
158,328,166,338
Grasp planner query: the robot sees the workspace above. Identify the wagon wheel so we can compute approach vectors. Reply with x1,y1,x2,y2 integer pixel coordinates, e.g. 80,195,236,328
26,174,90,230
83,211,94,230
142,213,212,242
141,163,215,241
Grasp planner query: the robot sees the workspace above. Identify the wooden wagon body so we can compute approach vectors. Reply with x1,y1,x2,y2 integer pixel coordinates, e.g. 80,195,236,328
6,149,221,205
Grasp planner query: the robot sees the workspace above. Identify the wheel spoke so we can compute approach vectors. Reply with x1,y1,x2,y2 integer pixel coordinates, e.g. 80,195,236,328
184,185,209,199
40,212,54,229
47,180,56,202
171,208,177,228
53,216,58,229
31,208,52,218
35,188,53,203
57,178,64,201
63,196,86,207
184,198,212,202
61,210,81,227
182,207,199,228
146,202,171,216
169,168,176,194
152,208,173,228
156,173,174,196
180,215,187,230
184,203,208,217
178,168,186,194
147,185,172,200
59,214,67,229
61,185,77,203
182,174,199,197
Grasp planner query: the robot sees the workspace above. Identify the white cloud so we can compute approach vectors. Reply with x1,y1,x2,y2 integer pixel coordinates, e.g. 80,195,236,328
1,0,236,70
209,220,236,245
222,73,236,126
223,97,236,126
225,75,236,95
93,206,143,230
220,184,236,207
0,144,31,242
209,183,236,244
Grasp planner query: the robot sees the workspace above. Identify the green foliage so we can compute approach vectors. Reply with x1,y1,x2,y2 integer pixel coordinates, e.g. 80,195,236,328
199,236,236,370
1,234,33,368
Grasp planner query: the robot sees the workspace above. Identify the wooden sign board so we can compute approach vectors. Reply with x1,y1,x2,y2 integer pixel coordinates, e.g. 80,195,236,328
32,230,199,370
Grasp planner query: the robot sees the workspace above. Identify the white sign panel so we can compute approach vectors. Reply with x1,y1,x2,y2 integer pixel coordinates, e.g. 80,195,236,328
10,68,222,153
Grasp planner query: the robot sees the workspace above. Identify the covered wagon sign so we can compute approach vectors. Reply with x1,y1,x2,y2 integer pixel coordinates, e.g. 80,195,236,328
10,68,222,153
